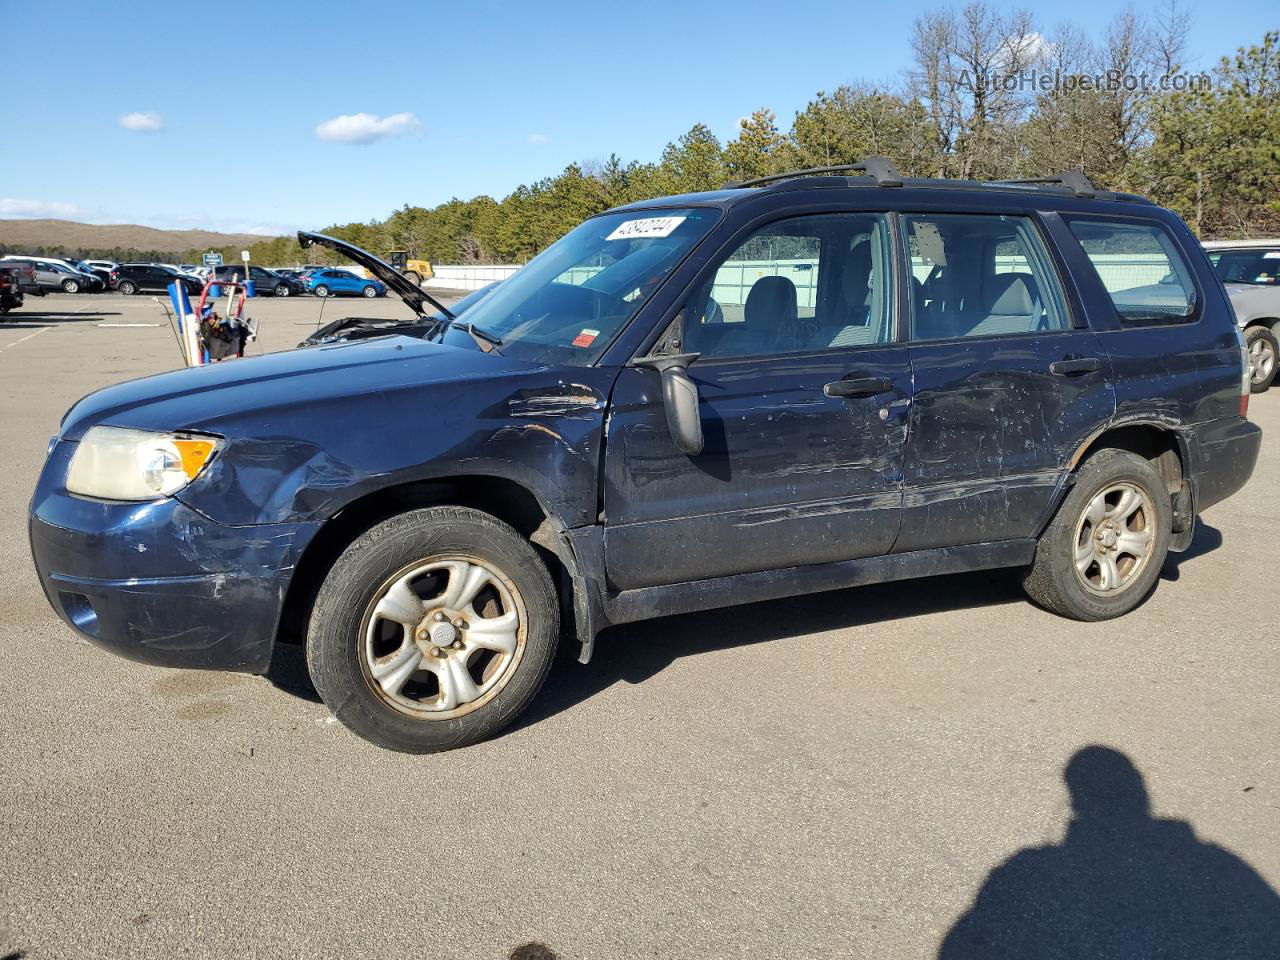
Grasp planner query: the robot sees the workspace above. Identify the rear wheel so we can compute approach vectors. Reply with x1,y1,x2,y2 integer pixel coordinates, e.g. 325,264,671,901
1245,325,1278,393
306,506,559,753
1022,448,1171,620
117,280,137,295
362,284,378,298
314,284,330,298
61,279,80,294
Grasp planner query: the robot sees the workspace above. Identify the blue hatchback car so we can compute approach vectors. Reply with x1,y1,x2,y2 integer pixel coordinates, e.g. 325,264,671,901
29,161,1261,752
306,267,385,298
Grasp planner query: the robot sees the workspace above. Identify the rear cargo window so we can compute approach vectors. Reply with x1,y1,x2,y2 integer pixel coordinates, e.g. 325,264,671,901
1066,219,1197,326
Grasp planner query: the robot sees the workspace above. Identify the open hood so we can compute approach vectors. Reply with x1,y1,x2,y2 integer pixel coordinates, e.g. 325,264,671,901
297,231,453,319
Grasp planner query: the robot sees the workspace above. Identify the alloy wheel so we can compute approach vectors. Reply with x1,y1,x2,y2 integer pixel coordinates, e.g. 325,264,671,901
359,556,527,721
1073,482,1155,595
1249,337,1276,386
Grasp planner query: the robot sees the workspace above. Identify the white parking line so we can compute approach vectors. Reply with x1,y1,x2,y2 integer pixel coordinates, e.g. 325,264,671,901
0,325,51,354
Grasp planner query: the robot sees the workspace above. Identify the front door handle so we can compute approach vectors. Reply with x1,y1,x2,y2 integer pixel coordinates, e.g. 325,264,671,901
824,375,892,398
1048,357,1101,376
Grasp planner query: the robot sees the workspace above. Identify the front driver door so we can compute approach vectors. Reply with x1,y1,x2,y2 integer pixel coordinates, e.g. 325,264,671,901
602,211,911,591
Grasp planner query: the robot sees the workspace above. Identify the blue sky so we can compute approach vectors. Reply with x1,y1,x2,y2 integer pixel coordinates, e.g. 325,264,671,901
1,0,1274,235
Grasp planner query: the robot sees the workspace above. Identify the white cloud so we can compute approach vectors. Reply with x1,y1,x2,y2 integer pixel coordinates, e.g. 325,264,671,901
0,197,81,218
119,111,164,132
527,132,550,145
315,112,421,145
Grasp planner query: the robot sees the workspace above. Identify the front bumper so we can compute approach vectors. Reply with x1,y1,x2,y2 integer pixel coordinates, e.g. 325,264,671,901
30,442,319,674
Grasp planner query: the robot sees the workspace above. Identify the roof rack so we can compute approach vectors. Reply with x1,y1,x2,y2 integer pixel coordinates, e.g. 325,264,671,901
724,157,904,190
993,171,1097,198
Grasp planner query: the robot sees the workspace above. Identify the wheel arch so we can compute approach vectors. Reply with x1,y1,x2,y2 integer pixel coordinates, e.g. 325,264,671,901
1056,419,1194,548
276,473,585,657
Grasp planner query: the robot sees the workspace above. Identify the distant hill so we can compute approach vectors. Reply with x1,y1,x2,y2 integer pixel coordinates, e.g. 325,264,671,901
0,219,281,255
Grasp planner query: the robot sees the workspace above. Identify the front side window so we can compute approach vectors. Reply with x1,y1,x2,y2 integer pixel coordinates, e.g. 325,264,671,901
905,213,1069,341
1066,218,1197,325
443,208,719,365
678,213,893,360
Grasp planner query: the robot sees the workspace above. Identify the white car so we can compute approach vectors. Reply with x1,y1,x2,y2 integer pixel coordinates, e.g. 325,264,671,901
1204,239,1280,392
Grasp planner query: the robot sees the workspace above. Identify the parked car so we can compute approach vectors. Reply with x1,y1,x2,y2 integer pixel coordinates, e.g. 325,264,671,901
29,161,1261,753
60,257,116,289
1203,240,1280,392
85,259,120,274
0,263,28,314
306,267,386,298
113,263,203,297
212,264,304,297
0,259,41,296
2,256,101,293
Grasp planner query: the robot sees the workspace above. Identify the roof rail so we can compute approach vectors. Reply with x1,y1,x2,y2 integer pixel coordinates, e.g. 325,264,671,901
994,170,1097,198
724,157,904,190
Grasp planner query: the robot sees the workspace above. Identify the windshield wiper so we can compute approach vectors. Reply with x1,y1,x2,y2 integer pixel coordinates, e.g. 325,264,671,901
450,320,503,354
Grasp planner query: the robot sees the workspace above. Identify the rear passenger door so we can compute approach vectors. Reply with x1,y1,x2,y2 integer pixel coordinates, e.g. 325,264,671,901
896,212,1115,553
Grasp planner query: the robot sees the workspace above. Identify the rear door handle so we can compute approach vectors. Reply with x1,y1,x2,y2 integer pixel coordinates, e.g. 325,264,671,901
824,375,892,398
1048,357,1101,376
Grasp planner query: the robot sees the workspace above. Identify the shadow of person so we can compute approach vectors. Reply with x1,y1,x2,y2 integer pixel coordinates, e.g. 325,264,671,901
939,746,1280,959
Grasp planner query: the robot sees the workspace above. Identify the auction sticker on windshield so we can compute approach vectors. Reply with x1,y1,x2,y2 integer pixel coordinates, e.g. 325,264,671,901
572,329,600,348
606,216,686,241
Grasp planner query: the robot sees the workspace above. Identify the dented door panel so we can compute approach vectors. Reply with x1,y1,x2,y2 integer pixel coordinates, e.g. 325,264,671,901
602,347,911,590
896,334,1115,553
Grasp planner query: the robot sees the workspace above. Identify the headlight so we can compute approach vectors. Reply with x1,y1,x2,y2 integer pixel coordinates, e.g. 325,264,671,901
66,426,221,501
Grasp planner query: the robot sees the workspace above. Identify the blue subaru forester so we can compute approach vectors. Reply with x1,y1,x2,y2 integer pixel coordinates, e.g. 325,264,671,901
30,161,1261,751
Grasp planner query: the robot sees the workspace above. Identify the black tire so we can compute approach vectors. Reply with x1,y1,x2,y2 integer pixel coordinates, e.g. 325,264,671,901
118,280,137,295
314,284,330,298
61,279,80,294
1023,448,1171,620
306,506,560,753
1245,325,1278,393
362,284,378,298
274,283,290,297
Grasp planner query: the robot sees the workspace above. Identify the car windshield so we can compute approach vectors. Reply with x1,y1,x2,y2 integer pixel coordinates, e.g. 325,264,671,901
438,207,719,365
1209,250,1280,286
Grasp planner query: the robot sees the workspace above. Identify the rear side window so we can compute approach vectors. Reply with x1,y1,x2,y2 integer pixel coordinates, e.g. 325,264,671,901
1066,219,1197,326
905,214,1069,341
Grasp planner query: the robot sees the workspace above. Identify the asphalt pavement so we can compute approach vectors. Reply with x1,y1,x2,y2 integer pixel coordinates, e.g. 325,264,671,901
2,293,1277,959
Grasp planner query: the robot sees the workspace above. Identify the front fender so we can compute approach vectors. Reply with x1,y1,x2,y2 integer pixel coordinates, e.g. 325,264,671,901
176,368,618,530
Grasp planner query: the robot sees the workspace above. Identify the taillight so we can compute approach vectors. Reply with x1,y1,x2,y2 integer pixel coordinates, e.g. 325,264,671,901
1235,326,1250,417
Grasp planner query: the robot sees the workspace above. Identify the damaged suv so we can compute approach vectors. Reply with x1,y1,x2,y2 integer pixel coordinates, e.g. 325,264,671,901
29,161,1261,752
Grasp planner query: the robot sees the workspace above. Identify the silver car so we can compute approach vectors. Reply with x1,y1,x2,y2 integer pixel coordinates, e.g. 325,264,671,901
1204,240,1280,392
0,258,100,294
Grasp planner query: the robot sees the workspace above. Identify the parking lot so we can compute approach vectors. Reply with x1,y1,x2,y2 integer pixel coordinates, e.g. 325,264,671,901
2,292,1278,957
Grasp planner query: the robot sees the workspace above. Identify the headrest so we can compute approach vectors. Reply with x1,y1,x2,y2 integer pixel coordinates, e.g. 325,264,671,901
745,275,797,326
988,273,1038,315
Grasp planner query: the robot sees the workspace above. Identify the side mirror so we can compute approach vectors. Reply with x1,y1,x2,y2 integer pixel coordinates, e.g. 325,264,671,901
631,352,704,456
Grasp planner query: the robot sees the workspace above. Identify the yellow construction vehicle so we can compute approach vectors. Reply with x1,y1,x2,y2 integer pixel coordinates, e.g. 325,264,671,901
385,251,433,286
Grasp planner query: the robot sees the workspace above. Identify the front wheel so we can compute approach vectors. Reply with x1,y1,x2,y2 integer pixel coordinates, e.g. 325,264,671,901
61,279,80,294
1022,448,1171,621
274,283,290,297
402,270,421,286
313,284,330,298
1245,325,1278,393
306,506,560,753
362,284,378,298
